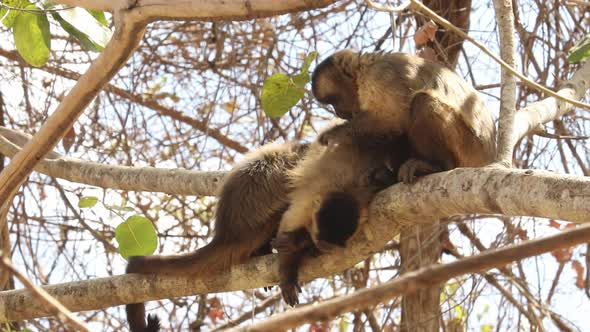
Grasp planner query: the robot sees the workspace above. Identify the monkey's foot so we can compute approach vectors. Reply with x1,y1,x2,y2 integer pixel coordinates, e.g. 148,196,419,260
397,158,440,184
280,282,301,306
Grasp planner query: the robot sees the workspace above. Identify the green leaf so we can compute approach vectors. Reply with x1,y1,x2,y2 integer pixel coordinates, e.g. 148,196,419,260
568,34,590,63
86,9,107,26
261,73,305,118
261,51,317,118
300,51,318,75
13,4,50,67
115,215,158,259
0,0,32,28
19,329,33,332
78,196,98,208
54,7,112,51
52,13,103,52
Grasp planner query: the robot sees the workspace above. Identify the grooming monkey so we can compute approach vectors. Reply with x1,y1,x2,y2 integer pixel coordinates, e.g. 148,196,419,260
126,141,309,332
312,50,497,183
275,133,411,306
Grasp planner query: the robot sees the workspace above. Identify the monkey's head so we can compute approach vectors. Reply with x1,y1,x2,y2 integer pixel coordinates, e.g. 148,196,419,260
311,191,368,253
312,50,361,120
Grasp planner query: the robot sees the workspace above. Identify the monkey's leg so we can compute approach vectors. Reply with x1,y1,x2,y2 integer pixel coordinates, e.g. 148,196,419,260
273,228,316,306
404,91,466,183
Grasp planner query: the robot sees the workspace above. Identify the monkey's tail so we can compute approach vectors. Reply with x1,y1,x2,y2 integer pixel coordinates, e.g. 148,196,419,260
127,228,273,276
124,243,252,332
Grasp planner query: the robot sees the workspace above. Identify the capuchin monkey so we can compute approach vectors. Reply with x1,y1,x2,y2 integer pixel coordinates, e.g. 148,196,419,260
126,141,308,332
274,132,411,306
125,123,409,329
311,50,497,183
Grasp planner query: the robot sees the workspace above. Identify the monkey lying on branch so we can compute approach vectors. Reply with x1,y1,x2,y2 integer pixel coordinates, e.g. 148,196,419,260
125,121,403,331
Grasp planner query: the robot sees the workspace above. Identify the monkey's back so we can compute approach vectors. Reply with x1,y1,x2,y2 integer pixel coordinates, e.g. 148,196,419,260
214,142,308,242
288,135,408,215
360,52,495,145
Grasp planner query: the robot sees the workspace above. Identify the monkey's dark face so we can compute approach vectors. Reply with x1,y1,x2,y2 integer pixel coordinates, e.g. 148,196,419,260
313,191,360,253
312,58,360,120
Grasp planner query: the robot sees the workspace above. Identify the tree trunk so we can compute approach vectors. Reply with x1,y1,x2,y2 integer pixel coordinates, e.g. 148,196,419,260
399,222,442,331
399,1,472,330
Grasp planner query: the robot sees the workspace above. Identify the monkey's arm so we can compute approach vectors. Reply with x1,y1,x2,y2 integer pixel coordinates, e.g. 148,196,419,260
273,228,319,306
317,113,381,146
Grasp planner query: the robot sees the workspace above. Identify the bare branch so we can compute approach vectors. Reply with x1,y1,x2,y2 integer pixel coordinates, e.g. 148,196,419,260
493,0,517,166
0,167,588,321
0,127,224,196
514,60,590,142
226,222,590,332
53,0,340,20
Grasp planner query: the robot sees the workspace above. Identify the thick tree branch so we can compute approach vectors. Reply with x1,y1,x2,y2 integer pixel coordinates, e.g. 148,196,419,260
0,167,588,321
53,0,340,20
0,127,224,196
514,60,590,142
493,0,517,166
226,222,590,332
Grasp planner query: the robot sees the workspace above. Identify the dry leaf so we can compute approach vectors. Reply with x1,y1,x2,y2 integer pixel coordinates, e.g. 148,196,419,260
571,260,585,289
515,227,529,240
414,20,438,46
63,126,76,153
551,247,573,263
548,219,562,229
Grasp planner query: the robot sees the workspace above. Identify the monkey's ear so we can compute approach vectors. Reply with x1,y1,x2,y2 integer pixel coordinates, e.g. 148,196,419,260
314,191,360,248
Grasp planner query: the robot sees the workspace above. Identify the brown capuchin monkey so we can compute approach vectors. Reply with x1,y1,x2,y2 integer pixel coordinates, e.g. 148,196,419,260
311,50,497,183
126,141,309,332
274,131,411,306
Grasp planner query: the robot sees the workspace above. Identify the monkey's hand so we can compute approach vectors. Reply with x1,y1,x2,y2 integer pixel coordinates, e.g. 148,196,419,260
317,123,352,146
397,158,441,184
280,282,302,306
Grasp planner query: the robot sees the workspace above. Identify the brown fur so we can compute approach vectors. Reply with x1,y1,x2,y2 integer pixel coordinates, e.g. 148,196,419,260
312,50,497,182
126,142,308,332
274,130,410,305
